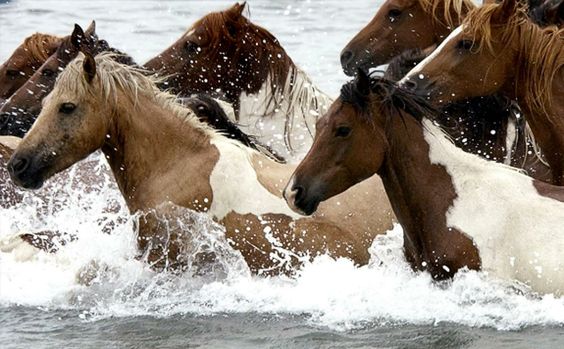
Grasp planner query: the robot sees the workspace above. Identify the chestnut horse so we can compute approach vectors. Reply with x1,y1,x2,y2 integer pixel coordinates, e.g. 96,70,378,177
340,0,475,75
0,22,136,137
8,53,394,275
0,33,61,102
145,2,332,157
285,72,564,295
400,0,564,183
385,49,552,181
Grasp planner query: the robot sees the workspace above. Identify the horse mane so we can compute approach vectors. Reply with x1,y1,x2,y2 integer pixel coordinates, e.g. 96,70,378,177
182,94,285,163
463,2,564,119
22,33,62,62
418,0,476,29
57,53,282,161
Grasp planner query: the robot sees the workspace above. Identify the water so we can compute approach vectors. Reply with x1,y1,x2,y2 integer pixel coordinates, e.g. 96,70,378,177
1,1,564,348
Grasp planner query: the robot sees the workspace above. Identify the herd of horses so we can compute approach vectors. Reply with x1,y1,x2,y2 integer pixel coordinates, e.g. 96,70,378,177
0,0,563,295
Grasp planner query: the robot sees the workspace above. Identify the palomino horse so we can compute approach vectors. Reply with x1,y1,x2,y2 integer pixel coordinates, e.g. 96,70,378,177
8,53,394,275
145,2,332,157
0,33,61,101
400,0,564,184
340,0,475,75
284,72,564,295
385,49,552,181
0,22,136,137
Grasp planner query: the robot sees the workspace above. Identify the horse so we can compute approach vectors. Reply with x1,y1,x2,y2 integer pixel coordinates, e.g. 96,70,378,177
7,52,395,275
284,71,564,295
340,0,475,76
400,0,564,184
0,33,61,102
385,48,552,181
144,2,333,158
0,22,136,137
341,0,563,77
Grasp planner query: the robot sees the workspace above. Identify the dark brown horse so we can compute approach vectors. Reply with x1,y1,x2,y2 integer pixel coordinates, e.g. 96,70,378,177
400,0,564,184
0,22,136,137
145,2,332,156
0,33,61,102
284,72,564,295
385,49,552,181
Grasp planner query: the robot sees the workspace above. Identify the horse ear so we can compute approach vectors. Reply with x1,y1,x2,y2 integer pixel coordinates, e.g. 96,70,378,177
356,68,371,96
70,24,86,49
492,0,518,22
82,52,96,83
228,2,246,17
84,20,98,41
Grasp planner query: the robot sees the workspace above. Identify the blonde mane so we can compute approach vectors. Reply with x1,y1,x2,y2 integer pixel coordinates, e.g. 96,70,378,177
418,0,476,29
22,33,62,62
463,3,564,119
55,53,281,160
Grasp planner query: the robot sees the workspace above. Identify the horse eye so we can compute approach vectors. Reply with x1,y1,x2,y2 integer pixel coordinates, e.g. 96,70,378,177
388,9,402,21
335,126,352,138
6,69,19,78
456,39,474,51
41,69,55,77
185,41,199,53
59,102,76,114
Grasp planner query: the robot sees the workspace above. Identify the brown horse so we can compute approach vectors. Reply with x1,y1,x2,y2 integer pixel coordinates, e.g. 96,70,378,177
340,0,475,75
285,72,564,295
400,0,564,183
145,2,332,157
0,33,62,102
0,22,136,137
8,53,394,275
385,48,552,181
0,33,62,104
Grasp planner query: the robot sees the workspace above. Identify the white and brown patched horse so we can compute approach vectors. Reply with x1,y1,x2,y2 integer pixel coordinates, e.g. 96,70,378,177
145,2,333,159
285,72,564,295
8,52,394,275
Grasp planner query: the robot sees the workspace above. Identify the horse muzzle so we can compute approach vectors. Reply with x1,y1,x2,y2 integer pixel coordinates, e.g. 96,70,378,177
283,176,322,216
8,153,45,190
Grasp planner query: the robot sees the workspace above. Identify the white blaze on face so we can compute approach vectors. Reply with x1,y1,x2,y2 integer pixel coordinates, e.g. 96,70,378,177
422,120,564,295
399,26,465,85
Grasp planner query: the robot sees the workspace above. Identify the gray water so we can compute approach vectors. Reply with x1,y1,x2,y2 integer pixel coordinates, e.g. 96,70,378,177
1,1,564,348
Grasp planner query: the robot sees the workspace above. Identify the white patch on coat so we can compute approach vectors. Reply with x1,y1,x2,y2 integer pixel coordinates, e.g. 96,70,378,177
504,117,517,165
423,120,564,295
208,137,303,221
400,26,464,83
237,67,333,161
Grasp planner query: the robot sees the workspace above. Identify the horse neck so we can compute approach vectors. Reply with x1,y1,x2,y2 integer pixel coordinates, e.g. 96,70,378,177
378,114,458,263
100,93,214,210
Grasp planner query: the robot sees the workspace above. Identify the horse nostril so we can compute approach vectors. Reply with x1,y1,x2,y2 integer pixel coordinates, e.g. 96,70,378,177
10,156,30,176
340,50,355,67
292,185,305,202
402,78,418,92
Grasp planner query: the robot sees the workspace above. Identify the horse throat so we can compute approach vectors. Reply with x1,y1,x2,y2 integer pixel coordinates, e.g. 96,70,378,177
378,114,480,278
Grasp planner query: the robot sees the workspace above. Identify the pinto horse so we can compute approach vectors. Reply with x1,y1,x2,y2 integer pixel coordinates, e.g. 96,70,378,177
0,33,61,102
385,49,552,181
400,0,564,184
285,72,564,295
0,22,136,137
8,53,394,275
145,2,332,157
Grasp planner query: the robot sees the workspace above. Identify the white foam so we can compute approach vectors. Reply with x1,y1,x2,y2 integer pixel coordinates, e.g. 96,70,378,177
2,159,564,331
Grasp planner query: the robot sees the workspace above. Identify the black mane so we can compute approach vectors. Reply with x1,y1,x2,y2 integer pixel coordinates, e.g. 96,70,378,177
181,94,286,163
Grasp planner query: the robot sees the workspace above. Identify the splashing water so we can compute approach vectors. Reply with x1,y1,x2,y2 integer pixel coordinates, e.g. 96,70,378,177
1,154,564,332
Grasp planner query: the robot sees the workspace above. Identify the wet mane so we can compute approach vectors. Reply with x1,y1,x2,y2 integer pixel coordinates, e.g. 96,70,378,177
418,0,476,29
463,2,564,119
57,53,280,160
22,33,62,62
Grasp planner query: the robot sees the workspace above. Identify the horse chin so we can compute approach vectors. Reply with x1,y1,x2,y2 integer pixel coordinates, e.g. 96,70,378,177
11,173,44,190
